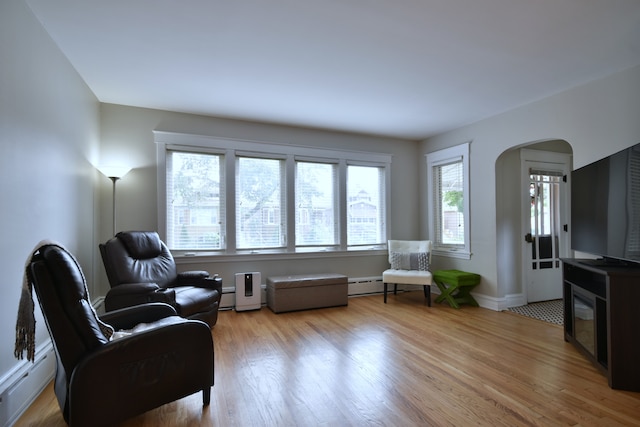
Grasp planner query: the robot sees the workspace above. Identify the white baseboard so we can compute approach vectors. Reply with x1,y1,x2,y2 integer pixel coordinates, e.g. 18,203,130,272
0,341,55,427
95,279,514,313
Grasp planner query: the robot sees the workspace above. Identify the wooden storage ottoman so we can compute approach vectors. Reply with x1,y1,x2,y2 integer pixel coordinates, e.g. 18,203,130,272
267,273,348,313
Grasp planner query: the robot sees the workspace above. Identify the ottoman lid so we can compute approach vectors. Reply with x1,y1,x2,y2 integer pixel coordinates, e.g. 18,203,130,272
268,273,347,289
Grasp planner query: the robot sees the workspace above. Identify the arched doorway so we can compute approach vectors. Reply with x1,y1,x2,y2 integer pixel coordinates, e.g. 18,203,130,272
495,139,573,307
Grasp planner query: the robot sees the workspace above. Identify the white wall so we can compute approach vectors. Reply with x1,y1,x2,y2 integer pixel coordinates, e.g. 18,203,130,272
0,0,100,423
420,65,640,308
97,104,422,295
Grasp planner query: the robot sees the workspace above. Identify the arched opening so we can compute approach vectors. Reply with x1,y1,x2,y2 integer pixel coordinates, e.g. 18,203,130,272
495,139,573,307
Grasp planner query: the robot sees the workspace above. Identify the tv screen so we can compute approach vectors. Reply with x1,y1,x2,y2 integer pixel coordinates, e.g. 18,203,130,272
571,142,640,264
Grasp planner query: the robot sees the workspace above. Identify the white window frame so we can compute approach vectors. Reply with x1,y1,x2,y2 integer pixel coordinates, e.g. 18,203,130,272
346,162,387,248
426,142,471,259
155,131,391,256
166,149,225,251
294,159,339,248
235,154,286,250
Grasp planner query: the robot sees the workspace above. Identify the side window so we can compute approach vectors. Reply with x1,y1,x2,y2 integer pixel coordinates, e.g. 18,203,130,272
426,142,471,259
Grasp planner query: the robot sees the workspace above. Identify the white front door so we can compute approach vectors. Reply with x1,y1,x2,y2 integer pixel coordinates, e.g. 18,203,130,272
521,150,571,303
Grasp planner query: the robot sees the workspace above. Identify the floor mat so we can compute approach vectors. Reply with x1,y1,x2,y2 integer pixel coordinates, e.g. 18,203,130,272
507,299,563,325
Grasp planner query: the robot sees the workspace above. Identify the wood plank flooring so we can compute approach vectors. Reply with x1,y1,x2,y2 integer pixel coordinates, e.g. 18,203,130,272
15,292,640,426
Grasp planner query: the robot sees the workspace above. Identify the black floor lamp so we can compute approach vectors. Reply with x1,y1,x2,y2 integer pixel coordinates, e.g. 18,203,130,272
98,166,131,236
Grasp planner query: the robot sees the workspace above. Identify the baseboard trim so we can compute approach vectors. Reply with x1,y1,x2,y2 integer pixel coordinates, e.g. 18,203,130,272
0,340,54,427
217,276,512,312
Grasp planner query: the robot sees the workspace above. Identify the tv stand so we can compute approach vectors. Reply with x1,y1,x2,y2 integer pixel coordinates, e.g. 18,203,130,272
578,257,637,268
562,258,640,391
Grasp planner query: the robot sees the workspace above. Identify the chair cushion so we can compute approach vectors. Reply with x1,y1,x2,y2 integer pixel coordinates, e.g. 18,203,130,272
111,315,186,340
383,269,433,285
104,232,178,288
390,251,430,271
173,286,220,316
117,231,163,259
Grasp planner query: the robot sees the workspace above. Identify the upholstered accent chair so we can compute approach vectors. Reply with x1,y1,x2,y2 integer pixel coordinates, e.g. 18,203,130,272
100,231,222,327
382,240,433,305
29,243,214,427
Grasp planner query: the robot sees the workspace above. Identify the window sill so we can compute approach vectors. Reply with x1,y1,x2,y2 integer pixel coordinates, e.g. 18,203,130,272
174,247,388,264
432,248,472,260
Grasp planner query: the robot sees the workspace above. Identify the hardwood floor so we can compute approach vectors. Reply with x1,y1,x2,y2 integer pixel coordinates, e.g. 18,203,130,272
16,292,640,426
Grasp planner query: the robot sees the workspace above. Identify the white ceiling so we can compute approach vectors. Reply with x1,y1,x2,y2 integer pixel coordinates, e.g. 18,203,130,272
25,0,640,140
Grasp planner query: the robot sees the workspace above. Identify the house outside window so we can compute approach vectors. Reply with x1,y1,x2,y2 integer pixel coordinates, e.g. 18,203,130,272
426,142,471,259
347,165,385,246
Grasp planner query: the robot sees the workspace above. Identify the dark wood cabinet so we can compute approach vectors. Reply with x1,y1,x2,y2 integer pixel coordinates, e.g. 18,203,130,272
562,258,640,391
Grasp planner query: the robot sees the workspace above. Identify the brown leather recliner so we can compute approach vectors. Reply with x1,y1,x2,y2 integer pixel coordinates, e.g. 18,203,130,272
100,231,222,327
29,243,214,427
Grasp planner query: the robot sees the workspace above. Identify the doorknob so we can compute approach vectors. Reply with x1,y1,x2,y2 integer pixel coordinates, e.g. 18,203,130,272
524,233,534,243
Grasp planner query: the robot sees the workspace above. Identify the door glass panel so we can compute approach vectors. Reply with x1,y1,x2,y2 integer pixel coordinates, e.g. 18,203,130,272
530,172,561,270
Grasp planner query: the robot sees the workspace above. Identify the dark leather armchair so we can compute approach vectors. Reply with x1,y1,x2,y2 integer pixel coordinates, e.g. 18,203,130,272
29,243,214,427
100,231,222,327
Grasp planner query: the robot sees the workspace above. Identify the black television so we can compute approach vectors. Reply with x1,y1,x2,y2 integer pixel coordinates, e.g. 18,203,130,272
571,142,640,265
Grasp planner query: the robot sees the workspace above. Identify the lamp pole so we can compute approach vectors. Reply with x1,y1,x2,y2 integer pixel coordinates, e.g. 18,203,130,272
109,176,119,236
97,165,131,236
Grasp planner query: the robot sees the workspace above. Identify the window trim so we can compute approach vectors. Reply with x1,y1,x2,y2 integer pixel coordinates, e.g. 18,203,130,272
155,131,392,256
426,142,471,259
294,160,339,248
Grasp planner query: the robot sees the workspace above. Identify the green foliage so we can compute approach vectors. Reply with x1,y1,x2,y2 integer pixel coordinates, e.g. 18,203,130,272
173,153,219,207
444,190,463,212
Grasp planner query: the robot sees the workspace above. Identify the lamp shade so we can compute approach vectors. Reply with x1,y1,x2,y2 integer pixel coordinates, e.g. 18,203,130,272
97,165,132,179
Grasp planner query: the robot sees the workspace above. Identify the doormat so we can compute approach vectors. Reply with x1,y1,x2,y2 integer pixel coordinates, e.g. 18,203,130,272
507,299,563,325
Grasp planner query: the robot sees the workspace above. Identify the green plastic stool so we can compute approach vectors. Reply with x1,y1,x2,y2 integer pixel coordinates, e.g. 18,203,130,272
433,269,480,309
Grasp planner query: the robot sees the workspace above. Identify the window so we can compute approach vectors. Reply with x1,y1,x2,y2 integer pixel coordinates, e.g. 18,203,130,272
166,151,224,250
236,156,285,249
295,161,338,247
426,142,471,259
347,165,385,246
156,131,391,254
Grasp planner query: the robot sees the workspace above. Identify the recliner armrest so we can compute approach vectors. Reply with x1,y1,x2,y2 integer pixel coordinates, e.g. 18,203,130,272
108,282,162,294
176,273,222,293
177,270,209,281
100,303,178,330
105,283,177,311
